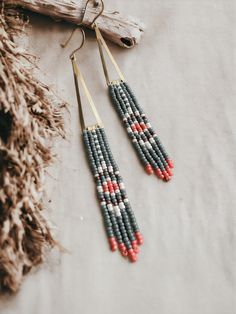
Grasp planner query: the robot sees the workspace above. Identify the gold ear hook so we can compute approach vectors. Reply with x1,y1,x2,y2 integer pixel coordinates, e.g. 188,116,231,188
80,0,124,85
61,0,103,51
81,0,104,28
61,25,103,131
60,27,86,59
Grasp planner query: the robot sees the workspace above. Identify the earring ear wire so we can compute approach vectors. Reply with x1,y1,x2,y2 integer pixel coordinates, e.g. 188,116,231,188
61,26,103,130
80,0,124,85
60,27,86,59
81,0,104,27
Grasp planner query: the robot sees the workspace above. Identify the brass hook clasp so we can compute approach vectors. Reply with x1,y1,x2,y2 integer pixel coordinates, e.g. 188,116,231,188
81,0,104,28
60,27,86,59
60,0,103,58
60,23,103,131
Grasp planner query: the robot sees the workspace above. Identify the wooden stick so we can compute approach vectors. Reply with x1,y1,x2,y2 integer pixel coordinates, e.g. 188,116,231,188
4,0,145,48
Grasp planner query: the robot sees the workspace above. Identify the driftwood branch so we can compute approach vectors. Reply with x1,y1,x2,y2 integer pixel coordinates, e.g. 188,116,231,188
4,0,145,47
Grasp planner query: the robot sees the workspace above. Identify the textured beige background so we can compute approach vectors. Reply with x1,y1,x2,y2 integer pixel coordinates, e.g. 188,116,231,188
1,0,236,313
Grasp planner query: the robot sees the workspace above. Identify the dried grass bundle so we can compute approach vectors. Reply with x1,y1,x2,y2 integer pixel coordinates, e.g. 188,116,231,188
0,7,65,293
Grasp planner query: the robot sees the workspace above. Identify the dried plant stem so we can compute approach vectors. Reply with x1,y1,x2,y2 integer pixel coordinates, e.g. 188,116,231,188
0,7,65,293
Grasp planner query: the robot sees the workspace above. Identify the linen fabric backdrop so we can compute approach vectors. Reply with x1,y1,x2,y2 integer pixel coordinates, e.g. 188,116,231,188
0,0,235,313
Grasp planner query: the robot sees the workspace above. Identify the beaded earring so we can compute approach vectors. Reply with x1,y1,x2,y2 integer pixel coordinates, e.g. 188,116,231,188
89,0,174,181
63,28,143,262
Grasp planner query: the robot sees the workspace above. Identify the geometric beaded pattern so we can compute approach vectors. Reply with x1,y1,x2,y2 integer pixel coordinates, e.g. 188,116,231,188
83,126,143,262
109,81,174,181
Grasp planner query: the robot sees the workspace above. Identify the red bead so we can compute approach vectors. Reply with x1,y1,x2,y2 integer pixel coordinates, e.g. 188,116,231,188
167,159,174,169
135,123,142,132
103,185,109,192
112,182,119,191
145,164,154,175
118,243,128,256
165,166,173,176
131,240,139,253
131,124,137,132
140,122,147,130
155,168,164,179
108,237,118,252
127,249,137,262
163,170,171,181
135,232,144,245
107,182,114,193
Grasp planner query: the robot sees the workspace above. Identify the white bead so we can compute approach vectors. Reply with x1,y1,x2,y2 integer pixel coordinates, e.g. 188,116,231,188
139,139,145,146
145,142,152,150
128,107,133,114
107,204,113,211
108,166,113,172
146,123,151,128
135,110,140,116
98,166,103,173
101,201,106,206
119,182,125,190
150,137,155,144
132,139,137,143
115,171,120,175
119,202,125,210
125,112,130,118
97,186,103,193
127,127,132,133
123,198,129,204
114,206,121,217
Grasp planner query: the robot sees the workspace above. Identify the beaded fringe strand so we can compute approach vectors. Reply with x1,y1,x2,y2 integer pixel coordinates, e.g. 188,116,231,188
109,81,174,181
83,126,143,262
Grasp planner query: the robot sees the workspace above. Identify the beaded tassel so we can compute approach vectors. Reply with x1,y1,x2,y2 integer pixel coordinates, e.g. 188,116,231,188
109,81,174,181
83,126,143,262
94,24,174,181
68,41,143,262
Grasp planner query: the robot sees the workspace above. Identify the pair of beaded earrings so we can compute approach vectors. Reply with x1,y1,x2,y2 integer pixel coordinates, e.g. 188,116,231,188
63,0,174,262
